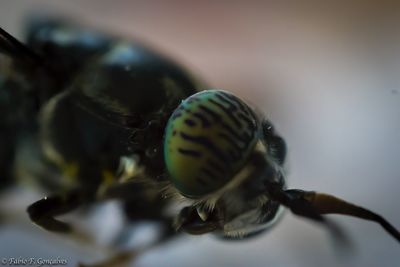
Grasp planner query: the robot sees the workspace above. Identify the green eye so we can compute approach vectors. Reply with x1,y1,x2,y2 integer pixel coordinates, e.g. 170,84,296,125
163,90,260,198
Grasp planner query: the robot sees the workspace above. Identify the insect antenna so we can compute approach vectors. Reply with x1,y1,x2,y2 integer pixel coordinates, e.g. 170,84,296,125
271,187,400,244
0,26,42,66
266,186,352,250
302,191,400,243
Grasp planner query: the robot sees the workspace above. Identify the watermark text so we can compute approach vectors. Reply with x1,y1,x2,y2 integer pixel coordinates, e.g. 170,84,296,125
1,257,67,266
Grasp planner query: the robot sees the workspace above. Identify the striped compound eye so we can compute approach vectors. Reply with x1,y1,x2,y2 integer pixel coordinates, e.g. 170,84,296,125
163,90,260,198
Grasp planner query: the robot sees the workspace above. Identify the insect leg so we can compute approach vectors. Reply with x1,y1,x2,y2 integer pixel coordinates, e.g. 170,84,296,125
77,251,136,267
174,206,220,235
27,189,87,233
77,222,177,267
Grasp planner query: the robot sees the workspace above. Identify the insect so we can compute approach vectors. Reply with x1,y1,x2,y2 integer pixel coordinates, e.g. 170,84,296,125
0,16,399,266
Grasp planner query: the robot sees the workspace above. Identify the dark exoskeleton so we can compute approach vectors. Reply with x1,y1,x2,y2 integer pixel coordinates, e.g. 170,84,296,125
0,17,399,267
0,18,204,240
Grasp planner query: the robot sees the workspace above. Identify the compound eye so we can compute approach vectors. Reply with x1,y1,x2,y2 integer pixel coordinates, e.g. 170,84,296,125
163,90,259,198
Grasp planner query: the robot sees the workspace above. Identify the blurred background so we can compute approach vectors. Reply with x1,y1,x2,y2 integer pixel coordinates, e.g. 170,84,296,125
0,1,399,267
